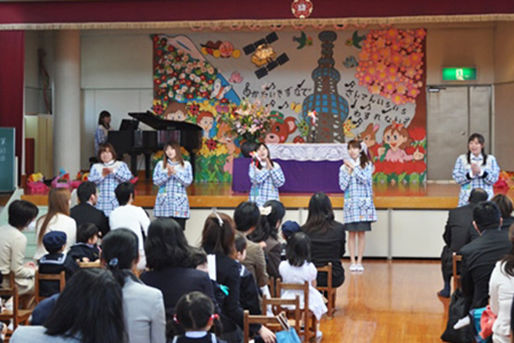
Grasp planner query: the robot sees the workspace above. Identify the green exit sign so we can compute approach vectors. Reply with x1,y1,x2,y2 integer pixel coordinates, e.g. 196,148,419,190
442,67,477,81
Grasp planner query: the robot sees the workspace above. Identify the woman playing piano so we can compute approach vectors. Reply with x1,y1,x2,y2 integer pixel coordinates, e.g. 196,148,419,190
94,110,112,156
88,143,133,217
152,142,193,230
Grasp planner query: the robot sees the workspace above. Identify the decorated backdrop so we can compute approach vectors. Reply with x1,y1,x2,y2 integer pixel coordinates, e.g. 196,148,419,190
151,28,427,184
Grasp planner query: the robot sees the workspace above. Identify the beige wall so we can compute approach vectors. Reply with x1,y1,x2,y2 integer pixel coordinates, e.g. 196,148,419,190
494,22,514,170
426,27,495,85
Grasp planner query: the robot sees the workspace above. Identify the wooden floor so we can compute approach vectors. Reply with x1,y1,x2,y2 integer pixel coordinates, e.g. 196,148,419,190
320,260,448,342
22,181,514,209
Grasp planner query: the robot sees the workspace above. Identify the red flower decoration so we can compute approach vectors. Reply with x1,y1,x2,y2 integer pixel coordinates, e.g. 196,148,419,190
408,127,426,141
206,139,218,151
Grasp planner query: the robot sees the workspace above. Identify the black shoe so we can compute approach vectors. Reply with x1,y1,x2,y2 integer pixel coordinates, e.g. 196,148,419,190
437,289,450,298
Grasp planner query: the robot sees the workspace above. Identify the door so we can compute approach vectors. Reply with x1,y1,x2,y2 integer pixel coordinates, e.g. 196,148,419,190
426,85,491,180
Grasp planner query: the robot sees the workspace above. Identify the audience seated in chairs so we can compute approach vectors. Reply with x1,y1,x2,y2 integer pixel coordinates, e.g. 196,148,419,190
492,194,514,232
168,291,224,343
70,181,110,237
234,202,270,290
439,188,489,297
0,200,38,296
34,188,77,261
489,223,514,343
248,200,286,279
102,228,166,343
460,201,511,313
68,223,101,263
201,211,275,343
301,192,346,288
10,268,126,343
37,231,78,298
140,218,216,322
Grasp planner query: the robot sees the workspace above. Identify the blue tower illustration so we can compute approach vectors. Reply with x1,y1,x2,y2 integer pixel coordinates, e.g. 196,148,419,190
302,31,349,142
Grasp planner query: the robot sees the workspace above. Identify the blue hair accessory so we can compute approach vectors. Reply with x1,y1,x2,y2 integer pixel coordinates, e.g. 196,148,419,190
108,258,119,268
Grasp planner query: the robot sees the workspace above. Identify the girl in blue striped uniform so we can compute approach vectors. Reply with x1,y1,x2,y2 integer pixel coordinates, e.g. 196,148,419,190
249,143,285,207
452,133,500,207
339,139,377,273
89,143,133,217
153,142,193,230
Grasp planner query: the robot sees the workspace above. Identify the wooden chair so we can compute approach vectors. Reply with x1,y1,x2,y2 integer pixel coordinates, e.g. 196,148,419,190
276,279,316,342
34,270,66,303
78,260,102,268
0,273,32,332
316,262,336,318
261,295,301,333
452,252,463,291
243,310,283,343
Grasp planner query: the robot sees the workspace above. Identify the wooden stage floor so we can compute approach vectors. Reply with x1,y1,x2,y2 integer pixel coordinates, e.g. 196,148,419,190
21,181,513,209
321,259,448,342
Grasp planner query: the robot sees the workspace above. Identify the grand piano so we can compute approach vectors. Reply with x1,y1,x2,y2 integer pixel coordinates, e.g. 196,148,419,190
107,111,202,179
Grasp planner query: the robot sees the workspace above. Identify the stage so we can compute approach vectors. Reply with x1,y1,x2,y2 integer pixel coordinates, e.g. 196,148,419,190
21,181,493,209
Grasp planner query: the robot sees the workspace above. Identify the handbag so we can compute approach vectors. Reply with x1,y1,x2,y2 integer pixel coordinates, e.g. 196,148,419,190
479,305,496,340
275,312,301,343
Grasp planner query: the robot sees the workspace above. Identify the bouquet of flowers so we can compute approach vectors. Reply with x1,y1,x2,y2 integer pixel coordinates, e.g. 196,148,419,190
221,98,272,142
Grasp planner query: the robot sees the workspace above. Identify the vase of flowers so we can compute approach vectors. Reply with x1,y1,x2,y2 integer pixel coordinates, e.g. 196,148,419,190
221,98,272,157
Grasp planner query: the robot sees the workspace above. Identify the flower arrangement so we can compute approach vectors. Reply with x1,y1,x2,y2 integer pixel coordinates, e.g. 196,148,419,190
221,98,273,142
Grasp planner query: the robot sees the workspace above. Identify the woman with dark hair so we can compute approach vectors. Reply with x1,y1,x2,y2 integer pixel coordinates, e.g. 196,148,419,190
140,218,215,320
152,142,193,231
492,194,514,231
248,200,285,278
0,200,38,294
34,188,77,260
101,229,166,343
249,143,285,207
453,133,500,207
11,268,125,343
201,212,275,343
489,224,514,343
94,110,112,155
88,143,133,216
301,192,346,288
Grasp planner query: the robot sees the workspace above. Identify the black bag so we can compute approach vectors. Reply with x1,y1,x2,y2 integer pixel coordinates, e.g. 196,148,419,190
441,289,474,343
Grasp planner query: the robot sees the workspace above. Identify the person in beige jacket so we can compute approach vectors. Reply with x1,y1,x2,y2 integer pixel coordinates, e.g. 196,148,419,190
0,200,39,294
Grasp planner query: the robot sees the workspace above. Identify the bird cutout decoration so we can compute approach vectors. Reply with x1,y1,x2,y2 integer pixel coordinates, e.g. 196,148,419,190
343,56,359,68
345,31,366,49
293,31,313,49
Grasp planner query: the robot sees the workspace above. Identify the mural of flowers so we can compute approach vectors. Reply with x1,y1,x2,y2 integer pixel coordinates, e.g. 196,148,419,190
151,34,219,114
355,28,426,105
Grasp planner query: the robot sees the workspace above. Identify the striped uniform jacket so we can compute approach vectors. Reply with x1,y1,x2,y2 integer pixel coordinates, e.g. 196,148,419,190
452,153,500,207
88,161,133,217
339,162,377,224
153,160,192,218
249,162,285,207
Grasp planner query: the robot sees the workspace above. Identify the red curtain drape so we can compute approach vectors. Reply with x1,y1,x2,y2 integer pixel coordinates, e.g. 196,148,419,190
0,31,24,184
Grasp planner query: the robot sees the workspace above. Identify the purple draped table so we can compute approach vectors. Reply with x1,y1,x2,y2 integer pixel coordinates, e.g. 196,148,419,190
231,158,344,193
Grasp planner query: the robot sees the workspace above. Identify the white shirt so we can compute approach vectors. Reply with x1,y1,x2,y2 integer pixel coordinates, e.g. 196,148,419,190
34,213,77,260
489,261,514,343
109,204,150,270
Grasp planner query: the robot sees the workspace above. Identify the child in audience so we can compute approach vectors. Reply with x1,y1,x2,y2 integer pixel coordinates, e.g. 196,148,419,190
38,231,79,298
234,234,261,316
279,232,327,339
68,223,100,263
171,291,224,343
153,142,193,231
339,139,377,273
280,220,301,261
249,143,285,207
88,143,133,217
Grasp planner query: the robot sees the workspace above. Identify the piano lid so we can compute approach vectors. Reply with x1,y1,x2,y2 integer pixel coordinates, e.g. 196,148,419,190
129,111,202,132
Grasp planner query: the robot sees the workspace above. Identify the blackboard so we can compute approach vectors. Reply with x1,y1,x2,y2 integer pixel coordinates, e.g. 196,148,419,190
0,128,15,192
